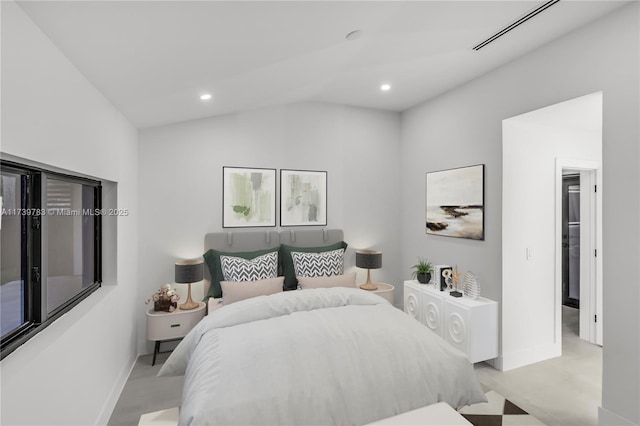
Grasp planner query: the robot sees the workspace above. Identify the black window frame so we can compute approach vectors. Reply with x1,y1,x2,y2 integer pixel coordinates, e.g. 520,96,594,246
1,160,102,359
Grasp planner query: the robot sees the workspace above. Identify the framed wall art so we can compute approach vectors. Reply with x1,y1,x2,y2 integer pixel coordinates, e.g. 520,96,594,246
280,169,327,227
425,164,484,240
223,166,276,228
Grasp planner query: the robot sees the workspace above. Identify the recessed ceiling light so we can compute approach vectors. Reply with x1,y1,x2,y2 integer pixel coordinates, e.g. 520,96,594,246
345,30,363,41
380,84,391,91
200,93,212,101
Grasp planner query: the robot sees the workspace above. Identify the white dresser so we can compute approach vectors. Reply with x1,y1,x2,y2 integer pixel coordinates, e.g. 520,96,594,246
404,280,497,363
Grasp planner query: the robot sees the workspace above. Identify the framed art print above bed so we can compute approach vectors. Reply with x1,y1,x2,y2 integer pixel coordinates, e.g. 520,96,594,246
426,164,485,240
223,166,276,228
280,169,327,227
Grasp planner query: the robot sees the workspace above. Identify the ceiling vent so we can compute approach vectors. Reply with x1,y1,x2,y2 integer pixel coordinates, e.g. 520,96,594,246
472,0,560,51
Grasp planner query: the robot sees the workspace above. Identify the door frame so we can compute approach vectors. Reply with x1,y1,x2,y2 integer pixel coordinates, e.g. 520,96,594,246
555,158,601,345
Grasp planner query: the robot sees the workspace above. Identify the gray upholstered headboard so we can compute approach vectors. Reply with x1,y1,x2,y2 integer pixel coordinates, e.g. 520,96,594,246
204,231,280,256
278,229,344,248
204,229,344,255
202,229,345,296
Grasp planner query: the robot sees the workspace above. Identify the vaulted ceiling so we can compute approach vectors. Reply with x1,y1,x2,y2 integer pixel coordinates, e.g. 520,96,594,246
16,1,629,128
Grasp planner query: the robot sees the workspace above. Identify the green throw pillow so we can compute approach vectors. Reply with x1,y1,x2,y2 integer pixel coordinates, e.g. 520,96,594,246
279,241,348,291
203,247,280,299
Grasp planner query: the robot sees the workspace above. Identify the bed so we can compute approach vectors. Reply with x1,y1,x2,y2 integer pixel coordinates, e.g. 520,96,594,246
158,229,486,425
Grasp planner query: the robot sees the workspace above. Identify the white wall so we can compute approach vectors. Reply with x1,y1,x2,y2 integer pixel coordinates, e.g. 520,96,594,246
502,93,602,371
3,1,636,424
137,102,401,354
400,4,638,425
0,2,139,425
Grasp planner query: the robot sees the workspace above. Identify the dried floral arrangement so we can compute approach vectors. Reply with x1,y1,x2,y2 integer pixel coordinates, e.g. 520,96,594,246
146,284,180,312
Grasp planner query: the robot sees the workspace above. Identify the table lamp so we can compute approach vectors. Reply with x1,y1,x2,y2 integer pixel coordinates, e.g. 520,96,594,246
175,258,203,310
356,249,382,291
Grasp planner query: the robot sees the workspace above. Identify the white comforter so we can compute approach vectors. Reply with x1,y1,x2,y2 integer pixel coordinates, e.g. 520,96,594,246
159,287,486,425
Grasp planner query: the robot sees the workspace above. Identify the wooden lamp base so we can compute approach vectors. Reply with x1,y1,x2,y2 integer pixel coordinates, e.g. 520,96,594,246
179,283,199,310
359,269,378,291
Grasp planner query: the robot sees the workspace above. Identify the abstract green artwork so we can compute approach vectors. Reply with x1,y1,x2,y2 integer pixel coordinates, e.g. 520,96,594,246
223,167,276,228
280,169,327,226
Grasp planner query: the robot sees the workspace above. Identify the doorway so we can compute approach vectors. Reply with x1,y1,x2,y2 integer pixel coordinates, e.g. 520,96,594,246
562,174,580,310
556,163,601,346
501,91,603,370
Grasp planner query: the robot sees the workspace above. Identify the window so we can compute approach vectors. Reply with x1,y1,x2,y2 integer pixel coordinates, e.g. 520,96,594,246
1,167,29,340
1,161,101,359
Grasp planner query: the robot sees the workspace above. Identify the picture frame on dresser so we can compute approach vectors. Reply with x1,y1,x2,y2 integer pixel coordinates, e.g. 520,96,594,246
223,166,276,228
280,169,327,227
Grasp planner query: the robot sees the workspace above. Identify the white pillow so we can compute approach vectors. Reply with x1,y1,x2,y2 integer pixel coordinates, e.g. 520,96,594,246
220,251,278,282
291,248,344,277
297,272,357,290
220,276,284,305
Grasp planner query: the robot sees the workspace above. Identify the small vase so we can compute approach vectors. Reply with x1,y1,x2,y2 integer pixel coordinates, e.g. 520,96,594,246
416,272,431,284
463,272,480,299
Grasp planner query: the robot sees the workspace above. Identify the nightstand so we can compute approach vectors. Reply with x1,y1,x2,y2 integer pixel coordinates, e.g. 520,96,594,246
368,283,395,305
146,302,206,365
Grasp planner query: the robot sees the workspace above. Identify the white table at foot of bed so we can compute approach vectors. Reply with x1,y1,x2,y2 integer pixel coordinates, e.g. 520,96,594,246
366,402,471,425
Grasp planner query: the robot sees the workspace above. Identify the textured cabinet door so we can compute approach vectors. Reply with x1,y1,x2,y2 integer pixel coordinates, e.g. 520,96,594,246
443,300,470,356
448,296,498,363
404,283,422,322
404,281,424,324
422,288,444,336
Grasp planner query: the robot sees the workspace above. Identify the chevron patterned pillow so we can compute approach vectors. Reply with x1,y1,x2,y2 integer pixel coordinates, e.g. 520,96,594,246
220,251,278,282
291,248,345,277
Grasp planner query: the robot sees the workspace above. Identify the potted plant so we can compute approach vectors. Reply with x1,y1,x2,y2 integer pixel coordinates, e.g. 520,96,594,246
411,258,433,284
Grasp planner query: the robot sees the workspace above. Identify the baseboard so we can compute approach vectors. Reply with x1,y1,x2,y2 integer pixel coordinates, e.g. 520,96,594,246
499,343,561,371
598,406,638,426
95,352,139,425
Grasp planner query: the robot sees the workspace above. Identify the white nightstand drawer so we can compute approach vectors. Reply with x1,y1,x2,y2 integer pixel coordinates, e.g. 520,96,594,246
146,302,206,341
